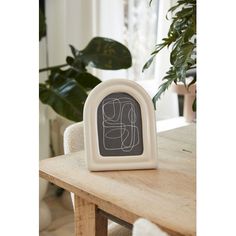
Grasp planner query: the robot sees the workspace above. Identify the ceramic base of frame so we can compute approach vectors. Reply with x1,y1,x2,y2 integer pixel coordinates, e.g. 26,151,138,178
83,79,158,171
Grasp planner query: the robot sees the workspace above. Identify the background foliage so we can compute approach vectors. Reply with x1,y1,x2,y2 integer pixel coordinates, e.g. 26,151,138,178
144,0,196,110
39,37,132,122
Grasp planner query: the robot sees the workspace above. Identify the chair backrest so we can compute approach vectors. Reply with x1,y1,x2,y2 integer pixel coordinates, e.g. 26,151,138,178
63,122,84,154
132,218,169,236
63,122,85,209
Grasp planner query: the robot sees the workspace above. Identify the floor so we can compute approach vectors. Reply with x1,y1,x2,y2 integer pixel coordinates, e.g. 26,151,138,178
40,187,74,236
40,185,131,236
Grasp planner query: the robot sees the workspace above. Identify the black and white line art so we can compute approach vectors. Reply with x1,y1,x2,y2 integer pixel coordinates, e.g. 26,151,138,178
101,95,140,152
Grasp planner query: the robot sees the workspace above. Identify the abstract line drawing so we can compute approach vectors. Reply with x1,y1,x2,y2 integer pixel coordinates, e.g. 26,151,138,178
101,95,140,152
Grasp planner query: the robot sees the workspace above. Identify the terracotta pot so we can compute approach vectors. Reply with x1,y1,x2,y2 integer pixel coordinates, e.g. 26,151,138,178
171,83,196,123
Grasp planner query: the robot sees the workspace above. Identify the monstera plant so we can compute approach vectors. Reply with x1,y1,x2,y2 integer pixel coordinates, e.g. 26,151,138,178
143,0,196,110
39,37,132,122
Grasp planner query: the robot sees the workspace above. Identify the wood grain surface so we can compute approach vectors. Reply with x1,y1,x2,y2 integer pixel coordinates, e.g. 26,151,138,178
74,195,107,236
40,125,196,236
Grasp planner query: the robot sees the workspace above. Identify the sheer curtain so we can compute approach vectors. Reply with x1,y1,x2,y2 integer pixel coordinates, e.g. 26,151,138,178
93,0,179,120
93,0,158,82
91,0,127,81
154,0,179,120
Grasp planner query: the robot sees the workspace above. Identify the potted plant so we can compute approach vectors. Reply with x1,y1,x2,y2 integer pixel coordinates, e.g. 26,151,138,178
39,6,132,122
143,0,196,112
39,37,132,122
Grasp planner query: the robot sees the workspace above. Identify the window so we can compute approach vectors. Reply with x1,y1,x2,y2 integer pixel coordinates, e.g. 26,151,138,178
95,0,159,81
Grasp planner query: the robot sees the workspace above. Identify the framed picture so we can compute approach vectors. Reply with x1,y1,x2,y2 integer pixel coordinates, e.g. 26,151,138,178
84,79,158,171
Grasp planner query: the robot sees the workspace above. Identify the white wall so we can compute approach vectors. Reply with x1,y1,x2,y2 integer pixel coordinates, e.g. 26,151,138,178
39,37,50,160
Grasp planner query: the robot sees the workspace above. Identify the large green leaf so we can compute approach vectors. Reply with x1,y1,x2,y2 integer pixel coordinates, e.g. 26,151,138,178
152,68,177,108
69,45,80,58
74,72,101,91
39,8,46,41
66,56,86,71
39,38,132,121
39,75,88,122
52,68,101,91
79,37,132,70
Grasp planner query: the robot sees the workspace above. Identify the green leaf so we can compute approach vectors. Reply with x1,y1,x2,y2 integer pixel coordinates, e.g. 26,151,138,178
79,37,132,70
39,76,88,122
66,56,74,65
144,0,196,93
142,55,155,72
39,37,132,121
143,43,167,72
152,72,176,109
168,2,184,13
152,81,171,109
66,56,86,71
174,43,195,68
69,44,80,57
75,72,101,91
39,8,46,41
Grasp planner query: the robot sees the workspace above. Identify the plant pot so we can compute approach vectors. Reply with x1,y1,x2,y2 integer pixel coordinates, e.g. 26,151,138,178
171,83,196,123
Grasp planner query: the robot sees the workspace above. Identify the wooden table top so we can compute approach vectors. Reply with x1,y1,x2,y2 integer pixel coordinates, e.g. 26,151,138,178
39,124,196,236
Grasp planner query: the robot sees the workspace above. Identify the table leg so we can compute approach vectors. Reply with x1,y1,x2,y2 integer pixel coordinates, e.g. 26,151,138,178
74,195,108,236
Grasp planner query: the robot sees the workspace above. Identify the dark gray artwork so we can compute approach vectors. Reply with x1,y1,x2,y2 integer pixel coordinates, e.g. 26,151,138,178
97,93,143,156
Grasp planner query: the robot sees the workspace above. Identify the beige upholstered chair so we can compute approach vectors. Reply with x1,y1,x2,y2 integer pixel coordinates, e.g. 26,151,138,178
132,218,169,236
63,122,131,236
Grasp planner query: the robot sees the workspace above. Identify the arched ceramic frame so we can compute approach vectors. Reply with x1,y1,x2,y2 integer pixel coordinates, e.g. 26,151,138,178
84,79,158,171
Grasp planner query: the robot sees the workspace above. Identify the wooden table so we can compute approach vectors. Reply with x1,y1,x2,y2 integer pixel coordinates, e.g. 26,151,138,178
39,125,196,236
